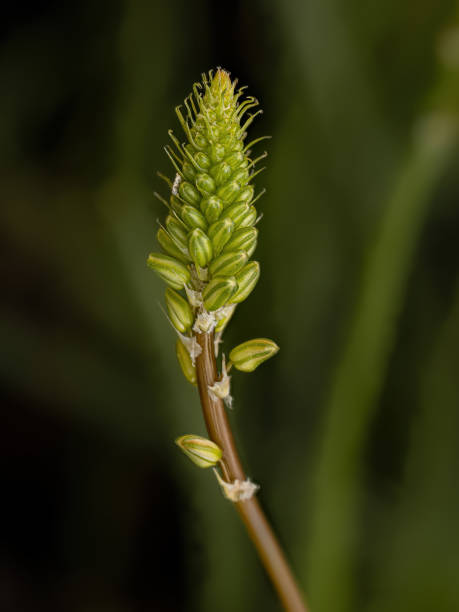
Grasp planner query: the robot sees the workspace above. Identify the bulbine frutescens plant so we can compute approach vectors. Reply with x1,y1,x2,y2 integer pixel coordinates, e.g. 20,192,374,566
147,68,307,611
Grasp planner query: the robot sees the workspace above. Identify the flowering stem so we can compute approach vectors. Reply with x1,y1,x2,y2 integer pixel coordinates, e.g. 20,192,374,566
195,331,308,612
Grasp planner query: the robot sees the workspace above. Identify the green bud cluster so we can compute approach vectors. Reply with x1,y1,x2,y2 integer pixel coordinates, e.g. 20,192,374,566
147,68,279,386
148,69,264,312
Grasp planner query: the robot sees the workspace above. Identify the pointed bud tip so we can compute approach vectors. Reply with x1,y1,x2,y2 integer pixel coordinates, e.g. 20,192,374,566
212,68,232,92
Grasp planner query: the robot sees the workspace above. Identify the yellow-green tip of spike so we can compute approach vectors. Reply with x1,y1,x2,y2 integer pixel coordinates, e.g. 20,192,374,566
211,68,233,95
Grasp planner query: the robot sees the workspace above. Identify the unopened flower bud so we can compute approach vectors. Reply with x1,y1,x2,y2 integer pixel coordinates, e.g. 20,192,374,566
165,288,194,333
194,151,211,169
157,228,189,263
221,202,249,228
223,227,258,255
182,161,196,181
229,338,279,372
188,228,213,268
231,167,250,184
238,206,257,228
217,180,241,204
175,434,222,468
208,218,234,256
225,151,244,168
195,132,208,149
209,250,248,277
211,161,233,184
147,253,191,290
210,143,226,163
235,185,254,205
181,204,207,231
203,276,238,311
175,339,196,385
195,172,216,196
201,196,223,223
179,180,200,205
229,261,260,304
165,215,189,252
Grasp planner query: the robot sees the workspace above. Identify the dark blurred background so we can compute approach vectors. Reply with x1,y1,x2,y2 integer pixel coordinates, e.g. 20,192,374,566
1,1,459,611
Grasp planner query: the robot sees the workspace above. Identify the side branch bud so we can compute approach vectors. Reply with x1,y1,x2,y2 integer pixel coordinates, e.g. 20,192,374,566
229,338,279,372
175,434,222,468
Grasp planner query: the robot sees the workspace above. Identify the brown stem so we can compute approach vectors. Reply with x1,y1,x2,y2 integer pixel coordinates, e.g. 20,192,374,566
195,331,308,612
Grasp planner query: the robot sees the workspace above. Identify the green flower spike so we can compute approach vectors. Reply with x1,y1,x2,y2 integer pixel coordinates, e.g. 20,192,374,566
175,434,223,468
147,66,278,377
146,70,307,611
148,68,266,304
